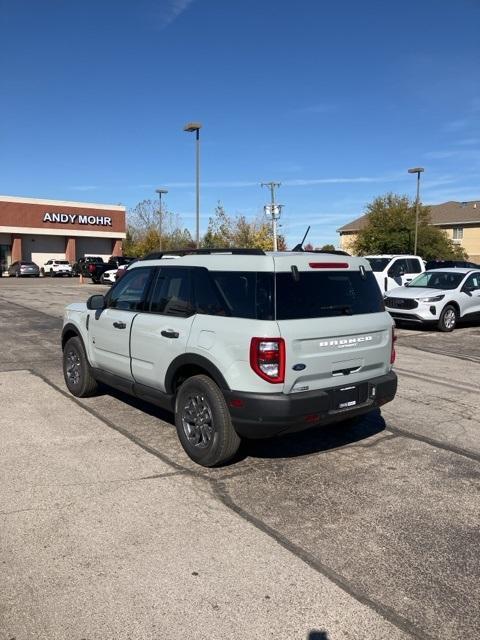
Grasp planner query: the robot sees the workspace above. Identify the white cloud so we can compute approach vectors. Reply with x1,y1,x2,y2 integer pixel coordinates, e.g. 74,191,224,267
164,174,402,189
293,104,334,115
154,0,195,29
443,118,470,132
423,150,459,160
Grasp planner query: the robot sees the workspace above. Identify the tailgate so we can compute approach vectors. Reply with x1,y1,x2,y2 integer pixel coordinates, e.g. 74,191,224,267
273,254,393,394
278,314,392,393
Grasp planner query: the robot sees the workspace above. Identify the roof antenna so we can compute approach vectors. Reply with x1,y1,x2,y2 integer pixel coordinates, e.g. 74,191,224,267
292,225,310,252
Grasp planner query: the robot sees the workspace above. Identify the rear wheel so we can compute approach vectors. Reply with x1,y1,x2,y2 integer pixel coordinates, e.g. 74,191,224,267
438,304,457,332
63,336,98,397
174,375,241,467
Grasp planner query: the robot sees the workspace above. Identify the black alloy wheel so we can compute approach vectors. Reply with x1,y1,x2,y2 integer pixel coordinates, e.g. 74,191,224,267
63,336,98,397
174,374,241,467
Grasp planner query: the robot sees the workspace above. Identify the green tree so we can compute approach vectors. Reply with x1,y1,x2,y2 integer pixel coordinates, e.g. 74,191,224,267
352,193,467,260
317,243,336,252
202,202,286,251
125,199,194,256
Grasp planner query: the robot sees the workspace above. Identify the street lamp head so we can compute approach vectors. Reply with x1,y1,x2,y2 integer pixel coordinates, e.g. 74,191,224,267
183,122,202,133
155,188,168,195
408,167,425,174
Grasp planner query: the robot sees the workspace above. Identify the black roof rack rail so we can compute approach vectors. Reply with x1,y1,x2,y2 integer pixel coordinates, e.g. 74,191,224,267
142,248,266,260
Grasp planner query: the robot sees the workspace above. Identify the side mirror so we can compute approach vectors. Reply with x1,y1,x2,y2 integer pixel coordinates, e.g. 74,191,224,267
462,286,474,296
87,294,105,310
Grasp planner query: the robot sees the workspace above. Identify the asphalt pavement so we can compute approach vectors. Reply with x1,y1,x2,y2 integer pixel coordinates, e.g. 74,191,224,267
0,278,479,640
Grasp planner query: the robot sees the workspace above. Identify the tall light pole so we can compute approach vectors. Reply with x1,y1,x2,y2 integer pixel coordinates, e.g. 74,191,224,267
261,181,283,251
183,122,202,248
408,167,425,255
155,188,168,250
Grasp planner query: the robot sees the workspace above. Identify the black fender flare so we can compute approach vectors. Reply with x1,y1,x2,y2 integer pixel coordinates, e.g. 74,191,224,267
61,322,86,351
165,353,231,394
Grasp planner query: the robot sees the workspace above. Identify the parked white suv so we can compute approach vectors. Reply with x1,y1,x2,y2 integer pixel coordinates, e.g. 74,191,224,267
364,255,425,294
385,268,480,331
42,259,73,277
62,249,398,466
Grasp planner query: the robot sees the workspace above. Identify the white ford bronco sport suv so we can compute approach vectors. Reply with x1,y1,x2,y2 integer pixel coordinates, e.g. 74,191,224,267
62,249,397,466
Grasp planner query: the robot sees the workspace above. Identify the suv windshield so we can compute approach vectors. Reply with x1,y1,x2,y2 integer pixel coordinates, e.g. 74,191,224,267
275,271,384,319
365,258,390,272
408,271,464,290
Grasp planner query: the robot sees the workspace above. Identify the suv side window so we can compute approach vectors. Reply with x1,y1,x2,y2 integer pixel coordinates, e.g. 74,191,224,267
107,267,153,311
149,267,194,317
192,268,228,316
210,271,274,320
464,273,480,291
407,258,422,273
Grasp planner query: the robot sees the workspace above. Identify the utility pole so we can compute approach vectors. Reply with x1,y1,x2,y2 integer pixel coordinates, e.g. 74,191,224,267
261,181,282,251
408,167,425,255
155,188,168,251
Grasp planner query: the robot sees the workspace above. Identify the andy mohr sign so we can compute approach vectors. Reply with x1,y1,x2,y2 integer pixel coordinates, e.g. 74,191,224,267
43,212,112,226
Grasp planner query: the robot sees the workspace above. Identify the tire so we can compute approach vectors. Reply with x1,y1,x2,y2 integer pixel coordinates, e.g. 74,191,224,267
49,269,54,277
438,304,457,332
174,374,241,467
63,336,98,397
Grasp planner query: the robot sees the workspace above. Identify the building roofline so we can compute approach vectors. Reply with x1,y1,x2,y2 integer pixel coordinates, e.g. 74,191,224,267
0,195,125,212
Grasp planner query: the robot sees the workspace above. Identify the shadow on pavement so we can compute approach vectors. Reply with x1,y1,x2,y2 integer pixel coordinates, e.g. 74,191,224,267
239,409,386,461
97,384,386,465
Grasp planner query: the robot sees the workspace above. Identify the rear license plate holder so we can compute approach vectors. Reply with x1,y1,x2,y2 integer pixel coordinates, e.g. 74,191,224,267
333,385,359,409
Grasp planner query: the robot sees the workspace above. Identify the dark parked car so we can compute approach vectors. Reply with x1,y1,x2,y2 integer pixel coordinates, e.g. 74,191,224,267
74,255,135,284
72,256,105,279
8,261,40,277
425,259,479,270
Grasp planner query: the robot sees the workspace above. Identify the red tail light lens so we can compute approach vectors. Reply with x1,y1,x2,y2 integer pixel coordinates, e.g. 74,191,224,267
390,328,397,364
250,337,285,384
88,264,95,273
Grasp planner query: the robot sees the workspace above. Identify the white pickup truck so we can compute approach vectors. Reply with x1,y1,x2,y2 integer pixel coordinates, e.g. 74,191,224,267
364,255,425,294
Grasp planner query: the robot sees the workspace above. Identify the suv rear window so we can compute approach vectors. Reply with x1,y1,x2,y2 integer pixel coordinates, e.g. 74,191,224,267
275,271,384,319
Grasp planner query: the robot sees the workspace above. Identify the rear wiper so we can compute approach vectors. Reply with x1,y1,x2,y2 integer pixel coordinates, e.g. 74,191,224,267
318,305,353,315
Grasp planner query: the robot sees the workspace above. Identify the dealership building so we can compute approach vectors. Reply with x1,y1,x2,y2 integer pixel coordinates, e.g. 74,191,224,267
0,195,126,269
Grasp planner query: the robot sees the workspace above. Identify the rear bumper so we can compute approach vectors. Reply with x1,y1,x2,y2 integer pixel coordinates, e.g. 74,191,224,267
224,371,397,438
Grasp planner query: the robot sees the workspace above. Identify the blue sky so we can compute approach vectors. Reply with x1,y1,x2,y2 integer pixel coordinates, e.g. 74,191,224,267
1,0,479,248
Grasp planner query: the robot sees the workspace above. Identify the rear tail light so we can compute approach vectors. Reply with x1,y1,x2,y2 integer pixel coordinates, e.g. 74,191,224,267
88,264,95,273
390,328,397,364
250,337,285,384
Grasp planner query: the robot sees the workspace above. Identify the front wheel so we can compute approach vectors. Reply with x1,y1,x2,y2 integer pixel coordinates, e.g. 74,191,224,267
438,304,457,332
174,375,241,467
63,336,98,397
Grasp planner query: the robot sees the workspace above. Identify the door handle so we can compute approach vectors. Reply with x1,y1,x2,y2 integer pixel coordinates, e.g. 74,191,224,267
113,321,127,329
161,330,179,339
